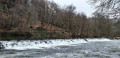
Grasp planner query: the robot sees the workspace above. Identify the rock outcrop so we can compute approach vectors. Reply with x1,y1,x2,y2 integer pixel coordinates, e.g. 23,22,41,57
0,42,5,49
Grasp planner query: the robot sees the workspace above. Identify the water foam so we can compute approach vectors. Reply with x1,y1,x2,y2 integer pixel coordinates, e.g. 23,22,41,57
0,38,111,50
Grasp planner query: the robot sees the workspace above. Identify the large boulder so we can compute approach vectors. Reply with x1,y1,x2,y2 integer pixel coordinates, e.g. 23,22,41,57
0,42,5,49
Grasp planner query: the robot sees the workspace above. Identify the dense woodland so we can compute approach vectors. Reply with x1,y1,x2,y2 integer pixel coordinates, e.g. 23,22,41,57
0,0,120,39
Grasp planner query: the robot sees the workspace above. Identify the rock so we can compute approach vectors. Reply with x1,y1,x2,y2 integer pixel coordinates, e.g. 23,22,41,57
84,39,88,42
0,42,5,49
114,37,120,39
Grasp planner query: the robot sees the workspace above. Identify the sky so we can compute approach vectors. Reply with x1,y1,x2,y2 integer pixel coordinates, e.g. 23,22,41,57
49,0,95,17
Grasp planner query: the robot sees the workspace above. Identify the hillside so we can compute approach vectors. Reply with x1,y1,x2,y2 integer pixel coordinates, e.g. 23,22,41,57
0,20,72,40
0,0,120,40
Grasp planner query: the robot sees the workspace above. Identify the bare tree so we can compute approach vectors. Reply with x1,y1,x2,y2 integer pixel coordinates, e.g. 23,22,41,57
89,0,120,19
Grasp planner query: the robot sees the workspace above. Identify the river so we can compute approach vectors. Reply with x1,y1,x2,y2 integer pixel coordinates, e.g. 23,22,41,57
0,38,120,58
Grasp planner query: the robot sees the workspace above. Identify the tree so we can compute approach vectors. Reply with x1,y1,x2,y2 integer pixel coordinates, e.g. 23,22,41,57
64,5,76,31
0,0,38,30
89,0,120,19
91,13,113,37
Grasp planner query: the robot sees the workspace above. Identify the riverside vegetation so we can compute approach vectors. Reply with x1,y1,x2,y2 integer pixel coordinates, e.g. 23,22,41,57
0,0,120,40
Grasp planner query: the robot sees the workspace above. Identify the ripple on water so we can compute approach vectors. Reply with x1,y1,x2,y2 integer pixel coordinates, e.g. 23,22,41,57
0,39,120,58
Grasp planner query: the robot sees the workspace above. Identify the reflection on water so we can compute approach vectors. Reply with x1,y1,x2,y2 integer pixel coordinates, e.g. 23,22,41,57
0,36,61,40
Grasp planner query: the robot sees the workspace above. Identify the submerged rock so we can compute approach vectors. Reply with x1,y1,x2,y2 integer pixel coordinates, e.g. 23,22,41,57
0,42,5,49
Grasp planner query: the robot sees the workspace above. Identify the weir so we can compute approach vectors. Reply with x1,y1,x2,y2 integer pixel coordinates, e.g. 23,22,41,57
0,38,111,50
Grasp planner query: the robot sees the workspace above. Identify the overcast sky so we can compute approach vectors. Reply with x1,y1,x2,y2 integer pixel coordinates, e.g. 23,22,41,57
49,0,95,17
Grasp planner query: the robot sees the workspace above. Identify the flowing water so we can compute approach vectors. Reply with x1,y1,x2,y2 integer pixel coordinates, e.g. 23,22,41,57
0,38,120,58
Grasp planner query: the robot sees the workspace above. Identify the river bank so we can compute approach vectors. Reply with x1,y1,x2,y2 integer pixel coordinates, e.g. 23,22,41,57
0,31,119,40
0,30,71,40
